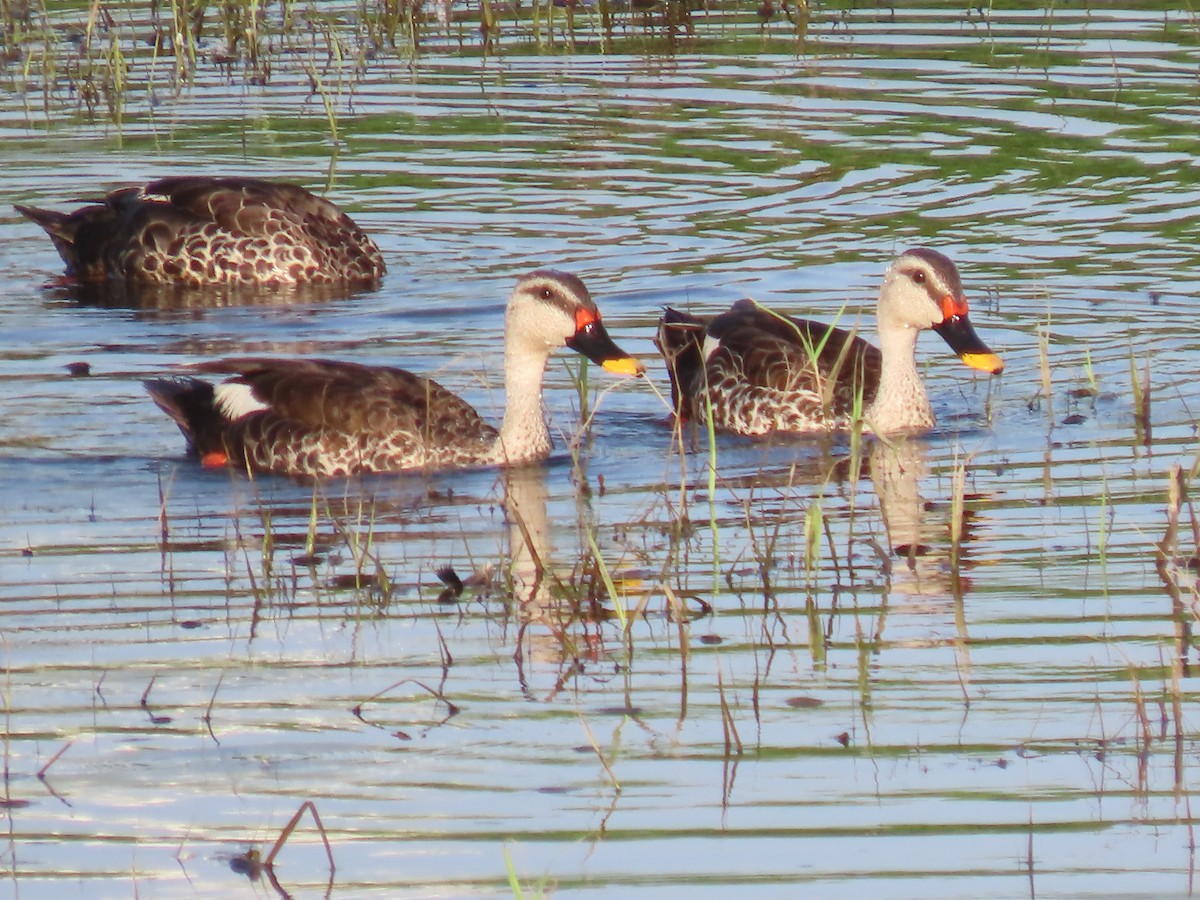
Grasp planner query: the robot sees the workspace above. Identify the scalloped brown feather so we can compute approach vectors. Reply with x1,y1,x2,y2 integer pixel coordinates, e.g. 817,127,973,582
16,176,386,286
144,270,642,476
657,299,882,435
150,359,497,476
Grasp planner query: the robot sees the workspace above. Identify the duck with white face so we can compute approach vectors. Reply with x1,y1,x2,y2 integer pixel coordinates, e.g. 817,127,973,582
145,270,644,477
655,247,1004,436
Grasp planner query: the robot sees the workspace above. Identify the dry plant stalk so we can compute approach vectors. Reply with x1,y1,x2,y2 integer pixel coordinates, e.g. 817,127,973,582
1038,327,1053,424
352,678,461,730
36,741,71,781
1130,347,1152,444
577,712,621,790
1155,464,1199,579
1154,464,1194,802
264,799,335,872
715,664,743,757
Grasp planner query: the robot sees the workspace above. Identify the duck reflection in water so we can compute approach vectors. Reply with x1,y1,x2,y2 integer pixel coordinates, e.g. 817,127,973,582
674,435,990,615
501,464,632,697
865,436,986,683
46,276,385,313
868,437,980,601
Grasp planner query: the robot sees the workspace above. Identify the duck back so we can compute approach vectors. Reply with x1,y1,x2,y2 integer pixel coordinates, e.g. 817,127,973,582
658,298,882,434
17,176,385,286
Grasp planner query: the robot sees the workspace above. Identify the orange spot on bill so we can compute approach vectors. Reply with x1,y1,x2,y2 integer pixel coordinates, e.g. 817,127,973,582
575,307,598,331
940,294,970,320
201,450,229,468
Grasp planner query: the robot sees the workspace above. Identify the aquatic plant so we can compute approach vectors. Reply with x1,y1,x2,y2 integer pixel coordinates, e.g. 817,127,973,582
503,843,553,899
0,0,821,125
1130,345,1152,445
1037,324,1054,426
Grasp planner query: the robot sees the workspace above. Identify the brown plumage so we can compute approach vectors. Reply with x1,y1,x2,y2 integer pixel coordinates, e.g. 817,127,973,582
657,299,881,431
147,358,497,475
15,176,386,286
144,270,644,477
656,248,1004,436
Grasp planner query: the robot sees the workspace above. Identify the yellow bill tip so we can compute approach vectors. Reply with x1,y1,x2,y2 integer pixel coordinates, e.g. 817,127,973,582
602,357,646,377
961,352,1004,375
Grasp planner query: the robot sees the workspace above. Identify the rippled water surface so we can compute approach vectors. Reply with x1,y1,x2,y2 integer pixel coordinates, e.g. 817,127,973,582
3,3,1200,898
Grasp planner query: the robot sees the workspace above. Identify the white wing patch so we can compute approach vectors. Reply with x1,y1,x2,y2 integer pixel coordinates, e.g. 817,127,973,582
702,333,723,362
214,382,270,421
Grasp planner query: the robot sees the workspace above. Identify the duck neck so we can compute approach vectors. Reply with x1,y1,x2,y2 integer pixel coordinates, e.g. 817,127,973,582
867,322,934,433
493,343,553,465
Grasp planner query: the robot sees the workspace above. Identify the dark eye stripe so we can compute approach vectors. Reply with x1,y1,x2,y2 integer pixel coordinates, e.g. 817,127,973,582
899,265,946,301
901,248,964,296
519,272,601,323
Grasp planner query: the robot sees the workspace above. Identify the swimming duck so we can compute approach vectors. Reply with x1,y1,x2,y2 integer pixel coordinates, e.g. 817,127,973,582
656,248,1004,436
14,176,385,286
145,270,644,476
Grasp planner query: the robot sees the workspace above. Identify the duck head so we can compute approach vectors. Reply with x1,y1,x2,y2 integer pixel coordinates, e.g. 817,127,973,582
878,248,1004,375
508,269,645,376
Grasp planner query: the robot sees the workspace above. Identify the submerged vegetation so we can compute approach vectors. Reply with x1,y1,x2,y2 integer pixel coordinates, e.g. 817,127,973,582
0,0,811,126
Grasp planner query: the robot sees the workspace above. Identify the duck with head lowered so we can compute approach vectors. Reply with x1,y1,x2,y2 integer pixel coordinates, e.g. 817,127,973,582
145,270,644,477
15,176,386,287
655,248,1004,436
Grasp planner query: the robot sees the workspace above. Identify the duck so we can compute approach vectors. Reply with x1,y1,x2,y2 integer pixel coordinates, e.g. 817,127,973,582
14,176,386,286
144,270,644,476
655,247,1004,436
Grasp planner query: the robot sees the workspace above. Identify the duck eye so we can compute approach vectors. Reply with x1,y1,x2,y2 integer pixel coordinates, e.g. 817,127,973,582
912,270,926,284
540,287,554,300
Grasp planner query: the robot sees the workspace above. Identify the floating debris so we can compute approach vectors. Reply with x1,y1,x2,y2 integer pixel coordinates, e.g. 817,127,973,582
228,848,263,880
785,696,824,709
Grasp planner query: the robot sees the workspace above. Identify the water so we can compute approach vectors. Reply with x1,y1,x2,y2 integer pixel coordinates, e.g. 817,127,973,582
2,3,1200,897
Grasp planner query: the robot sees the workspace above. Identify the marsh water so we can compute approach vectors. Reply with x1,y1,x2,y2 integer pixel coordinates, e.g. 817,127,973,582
3,2,1200,897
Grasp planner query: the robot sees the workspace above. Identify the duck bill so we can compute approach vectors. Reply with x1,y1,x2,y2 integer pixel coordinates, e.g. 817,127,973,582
567,320,645,376
933,312,1004,375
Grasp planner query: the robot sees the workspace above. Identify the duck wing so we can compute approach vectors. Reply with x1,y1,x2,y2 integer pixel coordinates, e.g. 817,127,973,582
19,178,385,284
193,357,497,474
703,299,882,434
142,177,386,284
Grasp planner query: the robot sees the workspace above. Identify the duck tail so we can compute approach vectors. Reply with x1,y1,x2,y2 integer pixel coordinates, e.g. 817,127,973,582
143,377,225,457
15,203,74,249
654,307,709,422
14,204,68,235
15,204,86,275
